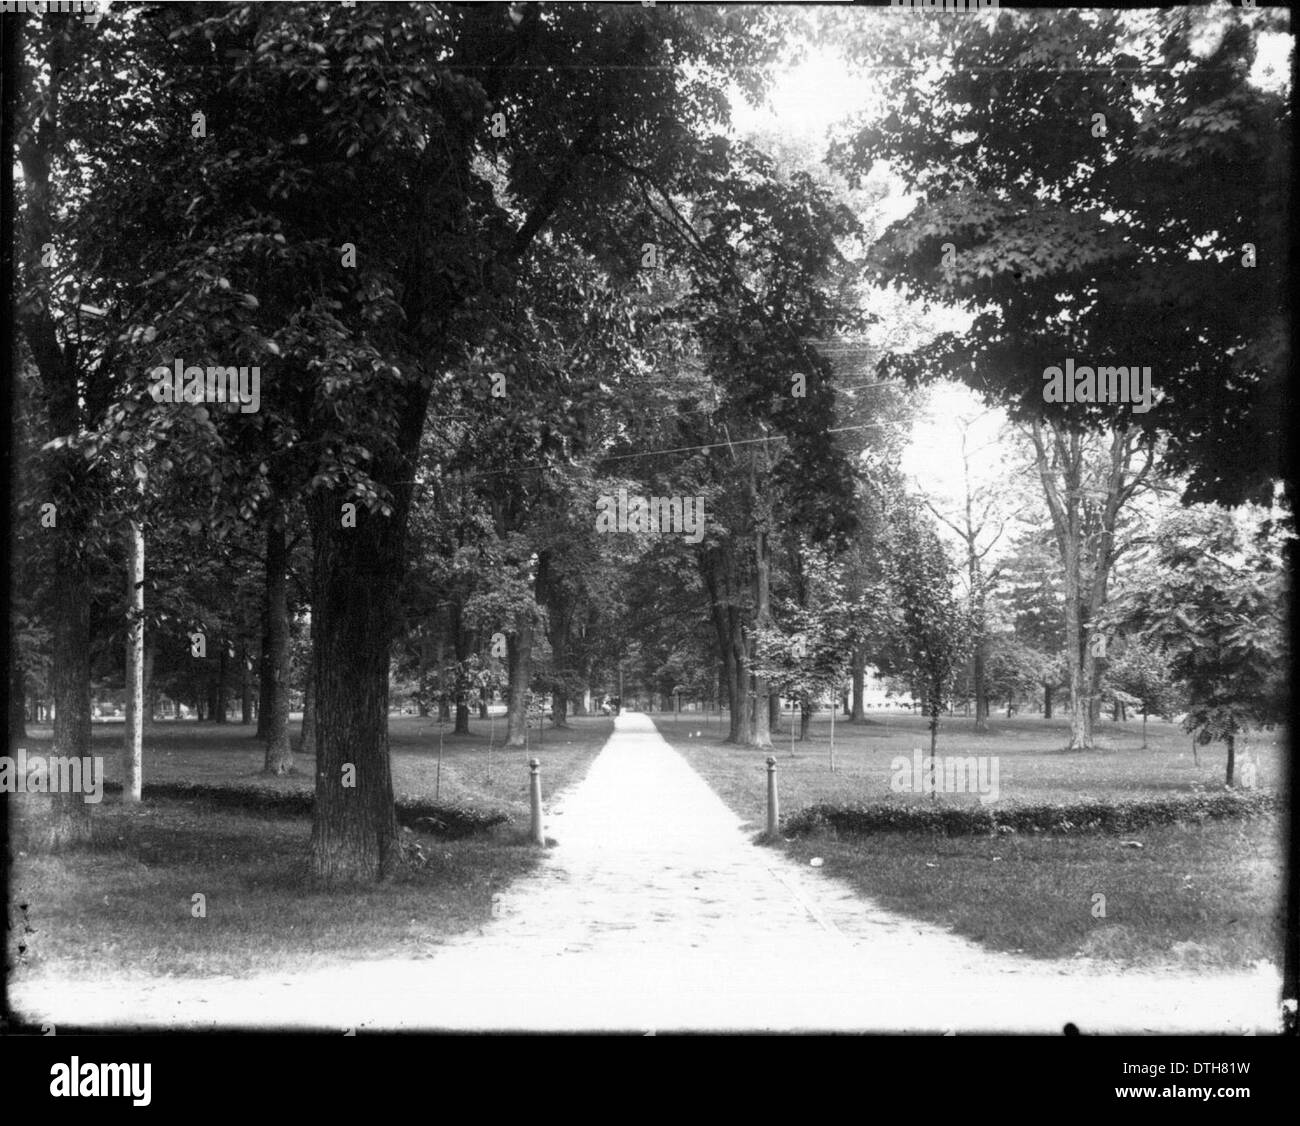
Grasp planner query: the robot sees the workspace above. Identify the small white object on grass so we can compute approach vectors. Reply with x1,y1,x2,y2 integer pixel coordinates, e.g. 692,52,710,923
1120,840,1144,849
810,857,823,867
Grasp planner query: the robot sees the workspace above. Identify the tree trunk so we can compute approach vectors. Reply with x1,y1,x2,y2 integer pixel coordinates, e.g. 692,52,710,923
262,498,293,774
505,623,533,748
927,702,940,800
295,636,317,755
1141,710,1148,749
1043,682,1053,719
215,641,228,723
748,464,774,749
14,18,92,849
240,643,253,724
144,635,158,728
973,642,989,732
417,629,431,717
1225,731,1236,788
30,555,95,847
256,614,273,738
453,604,471,734
123,515,144,802
307,490,404,886
800,701,812,740
9,649,26,743
701,544,749,745
478,697,488,720
851,647,866,723
768,692,780,735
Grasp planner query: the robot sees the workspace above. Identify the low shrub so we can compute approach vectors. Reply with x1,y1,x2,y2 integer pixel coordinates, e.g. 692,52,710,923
100,781,509,839
782,790,1282,839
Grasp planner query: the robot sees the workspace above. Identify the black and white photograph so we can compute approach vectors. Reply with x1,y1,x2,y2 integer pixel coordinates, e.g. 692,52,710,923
2,0,1295,1100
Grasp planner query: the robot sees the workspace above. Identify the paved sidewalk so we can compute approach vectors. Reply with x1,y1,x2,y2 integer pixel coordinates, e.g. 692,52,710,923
11,712,1282,1032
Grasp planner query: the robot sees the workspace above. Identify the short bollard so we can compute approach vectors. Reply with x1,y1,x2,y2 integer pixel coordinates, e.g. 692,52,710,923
528,757,544,846
765,755,779,838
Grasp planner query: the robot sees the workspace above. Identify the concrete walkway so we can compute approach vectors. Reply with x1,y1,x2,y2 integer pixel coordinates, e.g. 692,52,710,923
11,712,1282,1032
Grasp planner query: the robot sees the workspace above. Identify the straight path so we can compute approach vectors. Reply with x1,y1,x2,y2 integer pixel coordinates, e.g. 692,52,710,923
12,712,1282,1032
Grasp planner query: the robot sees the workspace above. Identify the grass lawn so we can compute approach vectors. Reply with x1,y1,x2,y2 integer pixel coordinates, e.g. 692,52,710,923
8,714,612,983
658,708,1288,971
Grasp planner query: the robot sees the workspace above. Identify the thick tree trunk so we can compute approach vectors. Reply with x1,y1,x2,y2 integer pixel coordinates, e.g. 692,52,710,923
851,647,866,723
262,499,293,774
15,19,93,849
1043,682,1053,719
31,560,96,847
505,623,533,748
478,697,488,720
307,491,404,886
800,701,812,740
256,616,273,738
1225,732,1236,788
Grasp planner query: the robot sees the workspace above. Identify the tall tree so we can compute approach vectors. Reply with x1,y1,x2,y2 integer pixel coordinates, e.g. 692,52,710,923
1027,423,1156,749
880,497,972,777
834,5,1289,508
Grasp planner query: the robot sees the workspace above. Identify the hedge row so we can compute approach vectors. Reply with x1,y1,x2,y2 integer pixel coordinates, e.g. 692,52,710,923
101,780,509,839
782,790,1283,839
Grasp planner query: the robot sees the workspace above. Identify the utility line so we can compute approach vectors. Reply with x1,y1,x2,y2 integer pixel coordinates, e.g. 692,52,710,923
403,420,891,490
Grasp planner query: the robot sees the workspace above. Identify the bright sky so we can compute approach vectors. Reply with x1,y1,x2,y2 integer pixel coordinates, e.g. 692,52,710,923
726,13,1291,529
730,42,999,510
729,44,876,140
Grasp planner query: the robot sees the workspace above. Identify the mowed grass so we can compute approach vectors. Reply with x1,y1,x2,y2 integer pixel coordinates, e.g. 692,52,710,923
8,714,613,983
658,708,1288,970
